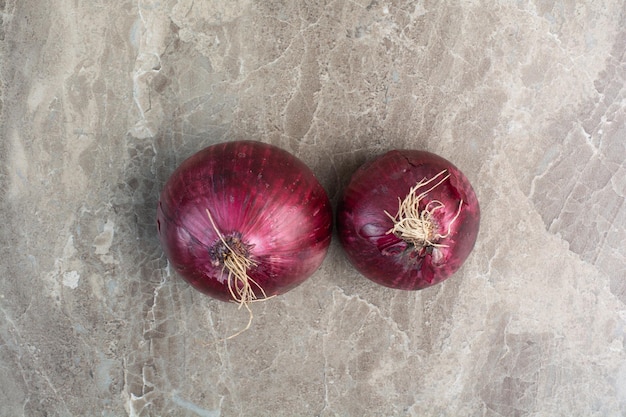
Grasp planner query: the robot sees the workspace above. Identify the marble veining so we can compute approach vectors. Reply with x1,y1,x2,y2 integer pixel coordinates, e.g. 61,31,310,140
1,0,625,416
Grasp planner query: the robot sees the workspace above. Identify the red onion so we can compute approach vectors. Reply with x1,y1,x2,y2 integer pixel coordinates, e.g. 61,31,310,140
157,141,332,306
337,150,480,290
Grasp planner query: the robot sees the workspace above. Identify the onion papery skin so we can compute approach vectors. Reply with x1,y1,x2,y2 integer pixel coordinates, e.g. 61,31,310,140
337,150,480,290
157,141,333,302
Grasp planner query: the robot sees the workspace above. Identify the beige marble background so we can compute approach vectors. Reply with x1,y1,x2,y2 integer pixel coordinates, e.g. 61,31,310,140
1,0,625,416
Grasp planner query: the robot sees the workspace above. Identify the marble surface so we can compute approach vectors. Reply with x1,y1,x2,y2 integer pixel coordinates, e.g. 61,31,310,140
1,0,625,415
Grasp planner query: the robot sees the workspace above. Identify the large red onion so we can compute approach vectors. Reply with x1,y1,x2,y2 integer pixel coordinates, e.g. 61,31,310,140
157,141,332,304
337,150,480,290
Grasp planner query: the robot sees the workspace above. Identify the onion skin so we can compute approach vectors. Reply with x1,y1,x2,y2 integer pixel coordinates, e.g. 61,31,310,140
337,150,480,290
157,141,332,302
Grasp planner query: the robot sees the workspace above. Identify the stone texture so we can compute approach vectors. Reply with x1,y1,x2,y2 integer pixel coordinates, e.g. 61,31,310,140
1,0,625,416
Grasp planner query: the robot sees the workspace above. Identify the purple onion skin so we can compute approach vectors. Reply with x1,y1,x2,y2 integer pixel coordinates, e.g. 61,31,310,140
157,141,332,302
337,150,480,290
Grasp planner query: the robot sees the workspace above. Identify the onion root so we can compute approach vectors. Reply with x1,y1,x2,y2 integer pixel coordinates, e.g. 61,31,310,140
384,169,463,249
206,209,270,339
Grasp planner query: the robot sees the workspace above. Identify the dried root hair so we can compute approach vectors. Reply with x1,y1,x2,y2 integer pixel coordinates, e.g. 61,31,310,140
385,170,463,249
206,209,273,340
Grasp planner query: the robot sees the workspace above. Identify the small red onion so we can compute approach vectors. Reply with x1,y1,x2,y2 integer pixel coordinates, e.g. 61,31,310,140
157,141,332,305
337,150,480,290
